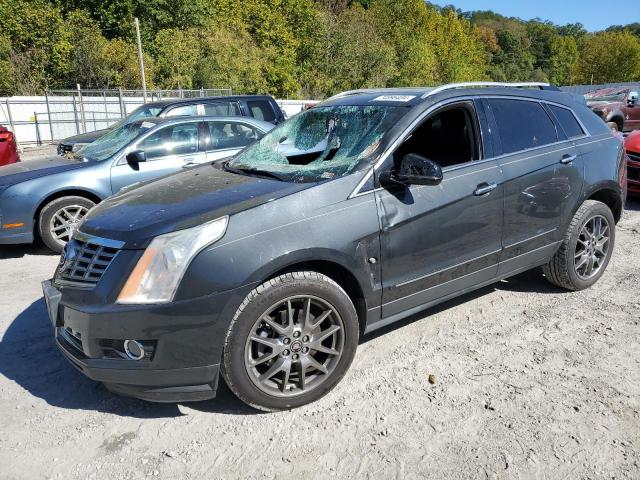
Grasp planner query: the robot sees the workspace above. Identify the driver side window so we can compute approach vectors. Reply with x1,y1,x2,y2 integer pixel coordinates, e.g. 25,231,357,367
394,103,481,169
140,123,199,160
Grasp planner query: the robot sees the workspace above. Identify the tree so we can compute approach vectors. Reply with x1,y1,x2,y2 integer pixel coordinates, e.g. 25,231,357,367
574,31,640,84
299,5,396,98
155,28,200,89
548,35,578,85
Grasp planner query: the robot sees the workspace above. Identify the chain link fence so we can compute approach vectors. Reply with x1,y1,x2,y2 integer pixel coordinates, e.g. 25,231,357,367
0,88,232,147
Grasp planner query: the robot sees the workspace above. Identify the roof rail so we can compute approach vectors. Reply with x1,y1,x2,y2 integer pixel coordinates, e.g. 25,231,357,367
422,82,558,98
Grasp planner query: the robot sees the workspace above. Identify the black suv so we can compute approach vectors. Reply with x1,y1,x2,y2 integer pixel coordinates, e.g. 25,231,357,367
43,82,627,411
57,95,284,156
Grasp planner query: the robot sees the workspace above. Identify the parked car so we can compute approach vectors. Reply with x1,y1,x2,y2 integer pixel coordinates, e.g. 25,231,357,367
625,129,640,196
57,95,284,156
585,87,640,132
42,83,626,411
0,116,272,252
0,125,20,166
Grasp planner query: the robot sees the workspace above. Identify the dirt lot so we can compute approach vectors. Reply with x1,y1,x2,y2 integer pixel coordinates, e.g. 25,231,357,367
0,201,638,480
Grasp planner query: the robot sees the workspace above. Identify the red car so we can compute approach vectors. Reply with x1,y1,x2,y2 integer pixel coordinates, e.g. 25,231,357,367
625,130,640,196
0,126,20,166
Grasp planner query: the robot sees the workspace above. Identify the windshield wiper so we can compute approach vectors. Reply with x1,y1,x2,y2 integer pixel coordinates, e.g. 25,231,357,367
223,161,287,182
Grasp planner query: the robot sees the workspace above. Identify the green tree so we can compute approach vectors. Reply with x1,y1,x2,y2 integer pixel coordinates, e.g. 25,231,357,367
548,35,578,85
154,28,200,89
574,31,640,84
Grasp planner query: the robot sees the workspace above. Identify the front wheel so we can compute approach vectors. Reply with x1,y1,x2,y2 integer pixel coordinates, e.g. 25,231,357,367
38,196,95,253
543,200,615,291
221,271,359,411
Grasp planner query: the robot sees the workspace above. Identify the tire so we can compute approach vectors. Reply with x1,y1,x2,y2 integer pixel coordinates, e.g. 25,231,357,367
606,121,619,132
221,271,359,412
543,200,615,291
38,196,95,253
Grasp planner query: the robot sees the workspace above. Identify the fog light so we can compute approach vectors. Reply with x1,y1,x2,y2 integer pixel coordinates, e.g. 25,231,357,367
123,340,145,360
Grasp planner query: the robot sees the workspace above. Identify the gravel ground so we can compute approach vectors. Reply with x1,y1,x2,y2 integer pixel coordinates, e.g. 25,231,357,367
0,201,639,480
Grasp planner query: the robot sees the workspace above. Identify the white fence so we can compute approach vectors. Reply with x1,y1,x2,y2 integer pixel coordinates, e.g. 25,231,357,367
0,90,314,147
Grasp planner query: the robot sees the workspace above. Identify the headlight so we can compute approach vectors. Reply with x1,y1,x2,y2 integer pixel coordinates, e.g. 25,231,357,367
72,143,87,152
117,216,229,304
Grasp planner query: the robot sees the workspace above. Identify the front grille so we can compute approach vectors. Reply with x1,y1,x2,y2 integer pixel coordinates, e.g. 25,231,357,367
56,239,119,286
628,165,640,181
628,152,640,163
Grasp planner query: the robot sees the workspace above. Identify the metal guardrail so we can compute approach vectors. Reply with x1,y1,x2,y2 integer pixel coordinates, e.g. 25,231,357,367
0,88,232,146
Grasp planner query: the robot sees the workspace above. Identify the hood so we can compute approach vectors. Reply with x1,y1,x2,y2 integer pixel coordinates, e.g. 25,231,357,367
586,101,616,109
0,155,88,187
59,128,111,146
625,130,640,155
80,164,312,248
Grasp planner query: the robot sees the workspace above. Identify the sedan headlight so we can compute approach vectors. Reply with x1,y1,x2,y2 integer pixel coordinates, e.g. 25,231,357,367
117,216,229,304
72,143,87,152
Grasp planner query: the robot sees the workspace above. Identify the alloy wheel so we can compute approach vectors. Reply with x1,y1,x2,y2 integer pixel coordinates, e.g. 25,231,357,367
244,295,345,397
574,214,610,280
49,205,89,244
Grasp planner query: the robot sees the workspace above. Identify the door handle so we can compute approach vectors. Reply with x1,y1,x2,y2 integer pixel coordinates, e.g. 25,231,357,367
474,182,497,196
561,154,576,165
182,161,197,168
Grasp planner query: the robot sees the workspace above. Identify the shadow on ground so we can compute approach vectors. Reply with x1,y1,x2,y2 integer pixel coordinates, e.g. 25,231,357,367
362,268,558,344
0,241,55,259
0,298,259,417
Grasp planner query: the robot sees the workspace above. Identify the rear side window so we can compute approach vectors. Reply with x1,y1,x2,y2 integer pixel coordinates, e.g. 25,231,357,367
548,105,585,139
247,100,276,122
203,101,241,117
489,99,557,154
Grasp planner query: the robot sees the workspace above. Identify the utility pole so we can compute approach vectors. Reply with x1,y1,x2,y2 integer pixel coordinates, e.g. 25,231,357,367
134,17,147,102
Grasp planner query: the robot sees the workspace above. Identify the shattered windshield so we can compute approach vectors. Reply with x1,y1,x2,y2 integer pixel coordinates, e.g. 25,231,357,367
228,105,406,182
76,121,154,161
110,105,163,129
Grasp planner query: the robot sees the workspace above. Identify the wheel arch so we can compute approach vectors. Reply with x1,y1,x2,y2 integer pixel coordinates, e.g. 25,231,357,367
266,259,369,336
606,111,624,130
33,189,103,235
584,186,623,223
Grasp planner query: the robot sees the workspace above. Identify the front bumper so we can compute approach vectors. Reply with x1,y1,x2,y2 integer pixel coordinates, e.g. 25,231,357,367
627,154,640,195
43,279,250,403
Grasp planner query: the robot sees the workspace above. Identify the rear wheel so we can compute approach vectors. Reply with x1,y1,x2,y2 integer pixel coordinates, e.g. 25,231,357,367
38,196,95,253
221,271,359,411
543,200,615,290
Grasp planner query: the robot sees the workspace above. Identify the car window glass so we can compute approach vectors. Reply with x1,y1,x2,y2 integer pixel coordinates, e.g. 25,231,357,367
230,105,406,183
165,104,198,117
395,105,479,169
489,99,557,154
207,122,260,151
140,123,199,159
247,100,276,122
203,102,241,116
549,105,584,139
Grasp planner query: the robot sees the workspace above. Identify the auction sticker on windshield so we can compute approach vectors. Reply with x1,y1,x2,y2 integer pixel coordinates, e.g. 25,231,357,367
372,95,416,102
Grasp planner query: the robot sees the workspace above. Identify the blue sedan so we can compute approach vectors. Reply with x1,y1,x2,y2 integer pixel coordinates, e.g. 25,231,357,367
0,116,273,252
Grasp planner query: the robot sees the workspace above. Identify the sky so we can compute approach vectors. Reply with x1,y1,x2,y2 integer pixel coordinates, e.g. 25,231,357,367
429,0,639,31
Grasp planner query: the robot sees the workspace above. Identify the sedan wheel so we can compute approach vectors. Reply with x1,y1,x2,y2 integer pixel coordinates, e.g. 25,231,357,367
38,196,96,253
49,205,90,244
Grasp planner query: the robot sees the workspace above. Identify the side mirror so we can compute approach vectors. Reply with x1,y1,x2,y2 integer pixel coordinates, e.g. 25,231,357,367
380,153,443,187
126,150,146,170
628,91,638,107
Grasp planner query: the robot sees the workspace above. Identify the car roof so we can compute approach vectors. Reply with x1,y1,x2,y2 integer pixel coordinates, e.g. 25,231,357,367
320,83,582,110
128,115,274,131
140,95,275,110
